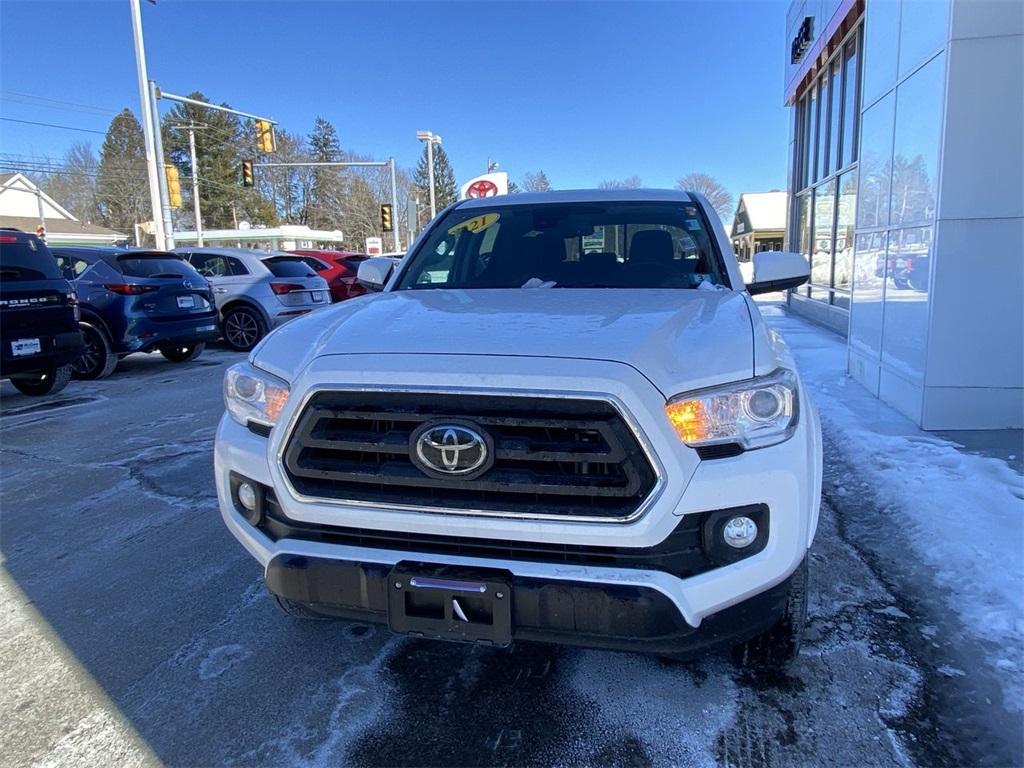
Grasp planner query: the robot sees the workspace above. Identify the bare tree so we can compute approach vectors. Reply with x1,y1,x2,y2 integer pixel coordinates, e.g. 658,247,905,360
41,142,101,223
598,175,643,190
675,172,733,221
521,170,552,192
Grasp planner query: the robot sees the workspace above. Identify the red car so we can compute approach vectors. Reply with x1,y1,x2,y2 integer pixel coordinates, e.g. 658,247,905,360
287,250,369,302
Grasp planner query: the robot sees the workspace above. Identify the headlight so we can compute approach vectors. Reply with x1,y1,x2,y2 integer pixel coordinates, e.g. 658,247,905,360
224,361,289,428
664,368,798,450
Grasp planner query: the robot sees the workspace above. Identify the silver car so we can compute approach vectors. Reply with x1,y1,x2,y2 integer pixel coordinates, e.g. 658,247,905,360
172,247,330,351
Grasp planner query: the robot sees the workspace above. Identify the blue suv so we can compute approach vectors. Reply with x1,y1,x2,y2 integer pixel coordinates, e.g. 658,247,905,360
51,247,220,379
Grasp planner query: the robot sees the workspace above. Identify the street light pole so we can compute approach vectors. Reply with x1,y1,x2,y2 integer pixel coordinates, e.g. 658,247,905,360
388,157,401,253
417,131,441,221
129,0,165,249
148,80,175,249
187,125,203,247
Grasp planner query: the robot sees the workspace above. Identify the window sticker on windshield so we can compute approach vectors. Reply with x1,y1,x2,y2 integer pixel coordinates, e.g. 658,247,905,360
448,212,499,236
685,220,702,231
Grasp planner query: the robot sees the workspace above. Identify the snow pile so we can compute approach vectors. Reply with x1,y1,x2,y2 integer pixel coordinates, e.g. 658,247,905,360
760,302,1024,710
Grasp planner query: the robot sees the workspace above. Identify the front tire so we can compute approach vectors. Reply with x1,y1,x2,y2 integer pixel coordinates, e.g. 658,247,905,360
71,324,117,380
10,365,72,396
222,306,266,352
160,342,205,363
733,557,809,669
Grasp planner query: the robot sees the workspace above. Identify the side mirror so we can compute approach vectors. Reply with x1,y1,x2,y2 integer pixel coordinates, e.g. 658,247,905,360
356,257,394,291
745,251,810,296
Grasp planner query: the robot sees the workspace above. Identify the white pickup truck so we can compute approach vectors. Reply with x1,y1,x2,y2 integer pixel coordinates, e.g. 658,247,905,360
215,189,821,665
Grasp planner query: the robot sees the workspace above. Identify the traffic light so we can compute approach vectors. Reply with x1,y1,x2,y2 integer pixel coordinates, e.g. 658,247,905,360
164,164,182,208
255,120,275,153
380,203,393,233
241,160,254,187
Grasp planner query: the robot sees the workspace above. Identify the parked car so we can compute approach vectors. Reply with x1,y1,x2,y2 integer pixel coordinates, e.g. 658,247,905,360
216,189,821,666
287,249,369,302
0,229,84,396
172,247,330,351
50,247,219,379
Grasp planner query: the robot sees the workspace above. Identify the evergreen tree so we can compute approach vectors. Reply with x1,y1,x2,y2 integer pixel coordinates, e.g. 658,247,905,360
97,109,149,236
522,170,552,192
507,180,521,194
413,144,458,214
307,116,344,229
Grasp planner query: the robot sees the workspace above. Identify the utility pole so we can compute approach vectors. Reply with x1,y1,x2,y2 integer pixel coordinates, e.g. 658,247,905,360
388,157,401,253
148,80,175,248
129,0,165,249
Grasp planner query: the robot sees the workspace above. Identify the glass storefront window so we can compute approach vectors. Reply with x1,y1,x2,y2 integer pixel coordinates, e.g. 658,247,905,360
834,171,857,293
862,0,899,107
811,179,836,293
891,53,944,227
798,192,812,263
899,0,950,78
856,92,895,229
841,40,860,169
828,61,841,176
816,74,829,183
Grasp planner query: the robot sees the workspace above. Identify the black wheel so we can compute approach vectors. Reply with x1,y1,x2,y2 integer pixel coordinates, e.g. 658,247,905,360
71,324,117,380
733,557,808,669
10,365,72,397
160,342,205,363
273,595,333,620
222,306,266,351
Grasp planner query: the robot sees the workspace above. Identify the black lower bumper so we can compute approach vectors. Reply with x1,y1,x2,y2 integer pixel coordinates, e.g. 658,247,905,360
265,553,794,657
1,330,84,376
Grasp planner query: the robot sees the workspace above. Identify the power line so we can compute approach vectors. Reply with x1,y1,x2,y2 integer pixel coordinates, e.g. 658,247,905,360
0,117,106,135
0,90,120,116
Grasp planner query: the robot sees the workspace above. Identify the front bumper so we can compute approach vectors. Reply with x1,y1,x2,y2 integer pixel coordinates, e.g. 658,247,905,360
264,552,795,655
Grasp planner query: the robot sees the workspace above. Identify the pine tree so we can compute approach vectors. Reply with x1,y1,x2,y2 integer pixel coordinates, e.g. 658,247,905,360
413,144,458,214
97,109,149,236
307,117,344,229
507,180,521,194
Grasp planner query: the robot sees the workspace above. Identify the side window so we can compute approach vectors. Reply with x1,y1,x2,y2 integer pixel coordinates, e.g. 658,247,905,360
192,254,230,277
72,259,91,277
227,257,249,276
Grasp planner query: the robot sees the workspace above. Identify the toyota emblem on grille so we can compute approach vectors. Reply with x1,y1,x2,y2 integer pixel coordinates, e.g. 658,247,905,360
410,421,493,479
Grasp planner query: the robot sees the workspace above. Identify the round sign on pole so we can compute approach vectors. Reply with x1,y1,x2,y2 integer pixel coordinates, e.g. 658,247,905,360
466,180,499,198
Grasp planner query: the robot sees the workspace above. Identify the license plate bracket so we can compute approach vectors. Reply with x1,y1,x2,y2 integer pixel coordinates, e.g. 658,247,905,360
11,338,41,357
387,562,512,647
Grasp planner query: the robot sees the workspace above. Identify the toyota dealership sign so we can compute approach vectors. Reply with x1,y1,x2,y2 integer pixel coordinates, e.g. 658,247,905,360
459,172,509,200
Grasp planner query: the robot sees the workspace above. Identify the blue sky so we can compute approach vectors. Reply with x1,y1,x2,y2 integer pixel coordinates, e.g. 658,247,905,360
0,0,791,198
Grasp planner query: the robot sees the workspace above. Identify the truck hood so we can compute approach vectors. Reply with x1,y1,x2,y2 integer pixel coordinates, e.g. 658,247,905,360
255,288,754,396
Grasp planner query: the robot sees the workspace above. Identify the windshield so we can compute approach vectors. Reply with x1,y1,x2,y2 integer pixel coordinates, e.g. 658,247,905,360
394,201,727,290
0,235,62,281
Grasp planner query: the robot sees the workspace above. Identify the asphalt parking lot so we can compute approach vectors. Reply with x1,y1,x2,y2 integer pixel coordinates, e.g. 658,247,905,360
1,348,1019,767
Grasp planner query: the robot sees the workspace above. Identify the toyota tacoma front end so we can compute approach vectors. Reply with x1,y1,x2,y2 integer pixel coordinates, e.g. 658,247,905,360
214,189,821,664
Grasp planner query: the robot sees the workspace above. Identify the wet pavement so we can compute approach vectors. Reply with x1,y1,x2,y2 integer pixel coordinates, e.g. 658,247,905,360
1,346,1019,767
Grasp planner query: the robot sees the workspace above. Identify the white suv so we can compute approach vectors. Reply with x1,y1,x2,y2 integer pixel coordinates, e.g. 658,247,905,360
215,189,821,665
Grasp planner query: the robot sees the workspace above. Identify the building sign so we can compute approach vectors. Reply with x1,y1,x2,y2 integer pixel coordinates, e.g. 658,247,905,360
459,172,509,199
790,16,814,64
365,236,383,255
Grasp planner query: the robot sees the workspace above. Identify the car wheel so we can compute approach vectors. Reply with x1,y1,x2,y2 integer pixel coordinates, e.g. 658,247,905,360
160,342,205,363
222,306,266,352
273,595,333,620
10,365,72,397
732,557,808,669
71,324,117,380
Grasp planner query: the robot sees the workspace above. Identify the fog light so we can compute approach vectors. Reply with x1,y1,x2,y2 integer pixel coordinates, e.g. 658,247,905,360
722,516,758,549
237,482,257,512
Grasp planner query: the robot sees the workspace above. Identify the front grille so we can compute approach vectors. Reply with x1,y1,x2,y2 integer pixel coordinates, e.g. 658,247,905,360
281,391,658,519
261,491,715,577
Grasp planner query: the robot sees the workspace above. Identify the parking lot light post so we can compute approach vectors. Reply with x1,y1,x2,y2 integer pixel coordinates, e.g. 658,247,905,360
129,0,166,249
148,80,175,249
417,131,442,221
389,157,401,253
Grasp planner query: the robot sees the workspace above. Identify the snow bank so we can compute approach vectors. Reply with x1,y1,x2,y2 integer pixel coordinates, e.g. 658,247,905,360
760,302,1024,711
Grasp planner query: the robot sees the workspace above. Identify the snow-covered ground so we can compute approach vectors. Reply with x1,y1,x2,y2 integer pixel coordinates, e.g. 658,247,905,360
760,300,1024,713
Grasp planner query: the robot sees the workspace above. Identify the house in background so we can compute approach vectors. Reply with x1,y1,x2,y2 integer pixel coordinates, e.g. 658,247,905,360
0,172,126,245
729,191,788,263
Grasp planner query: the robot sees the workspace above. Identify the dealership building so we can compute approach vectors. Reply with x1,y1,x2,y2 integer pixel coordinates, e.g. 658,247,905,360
782,0,1022,429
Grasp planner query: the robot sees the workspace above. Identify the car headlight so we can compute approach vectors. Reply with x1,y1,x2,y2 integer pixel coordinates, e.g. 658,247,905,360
664,368,799,450
224,361,289,428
